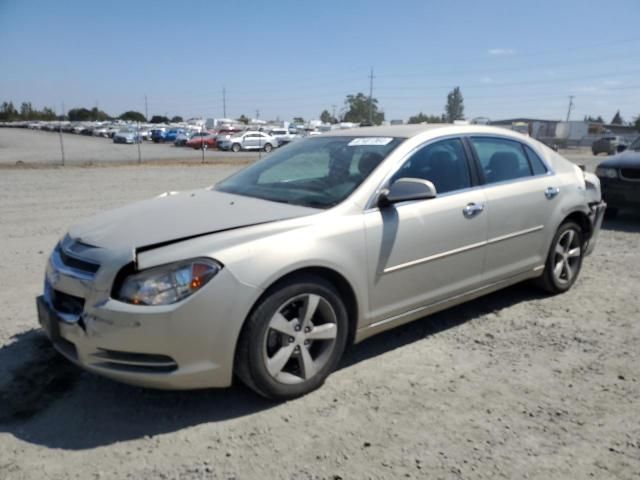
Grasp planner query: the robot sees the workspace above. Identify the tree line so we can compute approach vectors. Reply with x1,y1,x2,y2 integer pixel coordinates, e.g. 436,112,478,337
0,101,183,124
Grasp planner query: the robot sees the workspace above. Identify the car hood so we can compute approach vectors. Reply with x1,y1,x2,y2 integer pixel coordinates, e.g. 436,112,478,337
598,149,640,168
69,189,319,251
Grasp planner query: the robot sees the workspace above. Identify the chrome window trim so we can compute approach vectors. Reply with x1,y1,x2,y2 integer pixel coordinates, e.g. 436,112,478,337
364,132,556,211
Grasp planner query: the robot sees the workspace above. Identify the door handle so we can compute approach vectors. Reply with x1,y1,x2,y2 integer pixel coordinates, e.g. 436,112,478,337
463,202,484,218
545,186,560,199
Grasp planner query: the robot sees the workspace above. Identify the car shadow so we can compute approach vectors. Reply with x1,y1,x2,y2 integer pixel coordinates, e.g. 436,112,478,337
0,283,543,450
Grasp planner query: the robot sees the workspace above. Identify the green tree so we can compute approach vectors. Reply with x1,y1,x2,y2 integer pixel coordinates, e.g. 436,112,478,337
634,115,640,132
611,110,623,125
584,115,604,123
236,114,249,125
292,116,305,124
320,110,332,124
20,102,34,120
150,115,170,124
408,112,444,124
171,115,183,123
68,107,111,121
0,101,19,121
342,92,384,125
444,87,465,122
120,111,146,122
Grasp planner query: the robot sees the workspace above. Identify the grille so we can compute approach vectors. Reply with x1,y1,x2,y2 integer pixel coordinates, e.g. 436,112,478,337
57,245,100,274
51,289,85,315
620,168,640,181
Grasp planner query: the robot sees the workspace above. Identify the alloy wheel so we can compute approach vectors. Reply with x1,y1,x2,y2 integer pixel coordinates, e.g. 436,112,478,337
552,228,581,285
263,293,338,384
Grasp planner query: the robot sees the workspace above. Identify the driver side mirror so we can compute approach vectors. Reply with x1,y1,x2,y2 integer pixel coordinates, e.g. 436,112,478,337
377,178,437,208
617,144,627,153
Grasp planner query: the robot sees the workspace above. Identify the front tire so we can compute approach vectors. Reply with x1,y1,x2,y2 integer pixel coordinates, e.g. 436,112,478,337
231,143,241,153
263,143,273,152
535,221,584,294
235,275,348,400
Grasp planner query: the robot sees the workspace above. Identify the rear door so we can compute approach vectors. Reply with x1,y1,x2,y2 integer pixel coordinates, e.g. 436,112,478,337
468,136,556,281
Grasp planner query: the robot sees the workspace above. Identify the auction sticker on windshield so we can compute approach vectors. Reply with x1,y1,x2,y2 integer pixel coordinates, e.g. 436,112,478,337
347,137,394,146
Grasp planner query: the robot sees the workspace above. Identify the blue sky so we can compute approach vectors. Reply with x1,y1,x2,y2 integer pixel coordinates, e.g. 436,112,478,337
1,0,639,123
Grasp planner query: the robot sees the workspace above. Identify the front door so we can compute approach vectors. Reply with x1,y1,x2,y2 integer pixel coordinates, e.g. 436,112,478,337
364,137,488,324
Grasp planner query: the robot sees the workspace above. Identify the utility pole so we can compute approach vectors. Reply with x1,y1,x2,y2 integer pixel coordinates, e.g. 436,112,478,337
331,104,337,121
222,87,226,118
368,67,375,124
255,109,260,120
144,95,148,120
58,102,66,166
566,95,574,122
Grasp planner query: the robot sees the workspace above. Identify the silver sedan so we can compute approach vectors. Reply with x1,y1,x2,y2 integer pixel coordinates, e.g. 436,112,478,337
37,125,606,399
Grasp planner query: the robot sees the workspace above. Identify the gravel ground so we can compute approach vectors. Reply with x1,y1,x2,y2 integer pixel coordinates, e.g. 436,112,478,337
0,128,259,165
1,164,639,480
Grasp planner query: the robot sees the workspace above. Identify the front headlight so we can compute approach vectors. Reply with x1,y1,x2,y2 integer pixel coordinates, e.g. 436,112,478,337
117,258,221,306
595,167,618,179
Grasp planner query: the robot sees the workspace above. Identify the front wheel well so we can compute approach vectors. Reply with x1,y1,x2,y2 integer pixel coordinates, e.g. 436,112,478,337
249,267,359,346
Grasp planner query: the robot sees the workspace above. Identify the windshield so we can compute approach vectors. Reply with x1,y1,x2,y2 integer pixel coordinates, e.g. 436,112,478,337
215,136,404,208
630,137,640,150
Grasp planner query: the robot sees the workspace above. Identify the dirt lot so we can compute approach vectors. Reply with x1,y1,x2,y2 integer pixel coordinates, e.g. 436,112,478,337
1,164,639,480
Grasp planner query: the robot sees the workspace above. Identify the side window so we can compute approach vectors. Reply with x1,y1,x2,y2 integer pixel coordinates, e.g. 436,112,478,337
392,138,471,194
524,145,548,175
471,137,532,184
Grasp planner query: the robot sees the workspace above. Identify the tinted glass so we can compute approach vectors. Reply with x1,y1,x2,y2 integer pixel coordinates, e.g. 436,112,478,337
524,145,548,175
216,136,404,208
471,137,532,184
392,138,471,194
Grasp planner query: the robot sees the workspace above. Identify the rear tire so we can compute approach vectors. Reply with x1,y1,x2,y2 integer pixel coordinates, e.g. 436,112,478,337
535,221,584,294
263,143,273,153
235,275,348,400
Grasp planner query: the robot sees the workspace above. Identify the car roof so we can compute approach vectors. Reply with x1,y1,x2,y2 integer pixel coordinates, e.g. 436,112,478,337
322,124,537,140
324,124,448,138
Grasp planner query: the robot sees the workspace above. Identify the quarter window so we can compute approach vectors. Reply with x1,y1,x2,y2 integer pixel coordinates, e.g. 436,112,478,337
392,138,471,194
471,137,532,184
524,145,548,175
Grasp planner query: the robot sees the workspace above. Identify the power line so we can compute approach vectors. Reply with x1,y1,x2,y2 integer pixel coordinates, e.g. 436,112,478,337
566,96,575,122
222,87,226,117
368,67,375,124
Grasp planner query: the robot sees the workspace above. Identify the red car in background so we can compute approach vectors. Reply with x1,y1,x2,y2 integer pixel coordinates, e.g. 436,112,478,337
187,128,243,150
186,132,217,150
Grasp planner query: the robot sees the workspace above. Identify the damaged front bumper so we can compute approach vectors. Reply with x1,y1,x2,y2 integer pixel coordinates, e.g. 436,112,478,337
585,200,606,256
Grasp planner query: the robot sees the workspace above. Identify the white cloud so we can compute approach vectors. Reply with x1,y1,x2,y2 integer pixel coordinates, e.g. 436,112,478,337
602,79,621,87
480,76,493,83
488,48,515,56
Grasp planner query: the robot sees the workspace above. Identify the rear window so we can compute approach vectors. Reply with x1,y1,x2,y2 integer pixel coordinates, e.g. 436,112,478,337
471,137,533,184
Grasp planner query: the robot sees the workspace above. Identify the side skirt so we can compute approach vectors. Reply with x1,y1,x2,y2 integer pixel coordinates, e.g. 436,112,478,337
354,267,543,343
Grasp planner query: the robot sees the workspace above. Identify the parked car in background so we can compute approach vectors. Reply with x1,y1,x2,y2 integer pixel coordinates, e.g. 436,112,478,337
217,131,278,152
138,126,152,141
269,128,299,145
174,130,194,146
113,128,142,144
186,132,216,149
93,125,111,138
214,128,244,147
592,136,628,156
595,136,640,217
152,128,184,143
37,125,605,400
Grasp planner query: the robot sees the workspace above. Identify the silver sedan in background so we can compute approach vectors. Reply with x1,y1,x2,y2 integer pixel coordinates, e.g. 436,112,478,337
37,125,606,399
